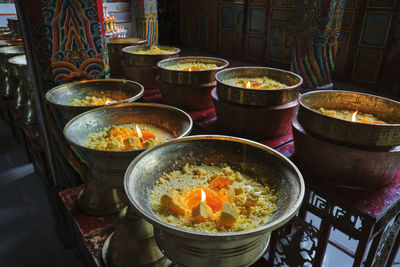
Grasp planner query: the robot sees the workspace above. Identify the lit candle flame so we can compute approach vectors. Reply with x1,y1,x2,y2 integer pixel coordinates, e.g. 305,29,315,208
351,110,358,122
136,125,143,142
188,67,192,72
246,81,251,89
200,188,206,202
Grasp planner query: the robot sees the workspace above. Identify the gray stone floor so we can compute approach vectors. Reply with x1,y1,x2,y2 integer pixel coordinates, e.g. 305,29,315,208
0,119,82,267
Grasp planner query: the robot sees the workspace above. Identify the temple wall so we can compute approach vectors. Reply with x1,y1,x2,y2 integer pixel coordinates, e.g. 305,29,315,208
177,0,400,96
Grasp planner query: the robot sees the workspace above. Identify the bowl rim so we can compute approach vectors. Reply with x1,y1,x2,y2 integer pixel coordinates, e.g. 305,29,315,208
122,44,181,55
0,45,24,54
8,54,26,66
124,135,305,239
157,56,229,72
106,38,147,45
299,90,400,126
215,66,303,92
63,102,193,155
45,79,144,110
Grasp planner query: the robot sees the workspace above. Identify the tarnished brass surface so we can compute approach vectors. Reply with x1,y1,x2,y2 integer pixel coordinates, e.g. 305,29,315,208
122,63,159,90
125,135,304,267
157,77,215,110
157,56,228,85
64,103,193,215
9,55,27,109
107,38,147,53
297,90,400,147
8,55,37,124
102,206,171,267
122,45,180,67
212,88,298,139
0,39,22,47
106,38,146,77
0,46,24,97
45,79,144,128
293,119,400,189
216,67,303,106
0,46,24,124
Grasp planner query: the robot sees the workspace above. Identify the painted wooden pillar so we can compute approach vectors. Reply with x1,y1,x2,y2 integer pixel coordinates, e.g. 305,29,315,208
15,0,108,247
14,0,108,188
291,0,344,90
132,0,158,45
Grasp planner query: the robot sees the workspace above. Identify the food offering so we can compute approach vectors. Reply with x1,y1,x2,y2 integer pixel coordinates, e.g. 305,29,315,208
86,123,172,151
133,46,176,55
63,103,192,216
165,62,218,71
150,164,277,232
315,107,387,125
69,95,123,106
224,76,288,90
124,136,304,267
46,79,144,128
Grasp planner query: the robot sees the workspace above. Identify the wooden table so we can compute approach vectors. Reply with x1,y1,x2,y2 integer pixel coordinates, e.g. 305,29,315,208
269,142,400,267
58,90,400,266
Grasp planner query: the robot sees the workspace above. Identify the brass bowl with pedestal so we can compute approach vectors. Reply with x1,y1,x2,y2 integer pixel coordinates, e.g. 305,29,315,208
45,79,144,128
64,103,192,267
122,45,180,90
211,88,298,140
106,38,147,78
297,90,400,147
156,56,229,110
213,67,302,139
125,135,305,267
293,119,400,189
64,103,192,215
216,67,303,107
8,55,37,125
0,46,24,125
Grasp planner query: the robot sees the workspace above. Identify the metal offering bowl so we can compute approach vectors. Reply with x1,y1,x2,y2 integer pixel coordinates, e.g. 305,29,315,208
125,135,305,267
122,45,180,66
293,120,400,189
0,32,18,40
106,38,147,77
9,55,28,109
216,67,303,107
0,46,24,123
8,55,37,125
64,103,193,215
297,90,400,147
211,88,298,139
0,45,24,73
46,79,144,128
157,56,229,85
0,39,22,47
106,38,147,53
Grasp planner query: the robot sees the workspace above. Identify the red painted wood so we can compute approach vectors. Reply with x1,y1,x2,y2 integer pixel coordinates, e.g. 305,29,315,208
59,185,115,237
